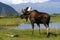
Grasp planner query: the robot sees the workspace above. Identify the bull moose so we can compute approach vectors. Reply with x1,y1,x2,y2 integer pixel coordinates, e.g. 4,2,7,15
20,7,50,37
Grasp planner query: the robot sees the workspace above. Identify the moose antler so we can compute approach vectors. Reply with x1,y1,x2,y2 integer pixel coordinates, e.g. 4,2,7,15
21,8,25,14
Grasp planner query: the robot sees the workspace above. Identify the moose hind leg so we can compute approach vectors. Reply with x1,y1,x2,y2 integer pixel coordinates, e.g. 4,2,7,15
44,24,49,37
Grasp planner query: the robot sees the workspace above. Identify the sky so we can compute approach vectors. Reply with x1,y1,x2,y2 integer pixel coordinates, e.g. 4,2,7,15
50,0,60,2
0,0,60,4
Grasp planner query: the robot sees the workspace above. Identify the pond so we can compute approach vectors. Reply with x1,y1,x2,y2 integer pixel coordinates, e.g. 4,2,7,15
0,22,60,30
14,22,60,30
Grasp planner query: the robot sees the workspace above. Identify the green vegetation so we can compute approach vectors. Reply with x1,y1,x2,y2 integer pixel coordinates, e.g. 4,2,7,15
50,16,60,22
0,16,29,27
50,14,60,22
0,14,60,40
0,29,60,40
0,15,60,27
0,17,20,27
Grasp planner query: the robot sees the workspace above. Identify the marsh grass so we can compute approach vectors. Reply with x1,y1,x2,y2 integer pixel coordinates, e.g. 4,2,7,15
0,17,21,27
0,15,59,27
0,16,60,40
0,29,60,40
50,16,60,22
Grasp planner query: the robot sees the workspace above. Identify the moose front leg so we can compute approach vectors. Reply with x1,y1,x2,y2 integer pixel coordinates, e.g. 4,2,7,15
37,24,40,34
29,17,35,35
29,18,35,35
31,23,34,35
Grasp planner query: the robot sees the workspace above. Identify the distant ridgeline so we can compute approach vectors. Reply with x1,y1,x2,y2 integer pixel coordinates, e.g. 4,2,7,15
53,13,60,15
51,13,60,17
0,2,19,17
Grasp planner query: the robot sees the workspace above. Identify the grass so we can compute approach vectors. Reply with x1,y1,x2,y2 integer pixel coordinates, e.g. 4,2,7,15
0,15,59,27
0,17,20,26
0,16,60,40
0,17,29,27
0,29,60,40
50,16,60,22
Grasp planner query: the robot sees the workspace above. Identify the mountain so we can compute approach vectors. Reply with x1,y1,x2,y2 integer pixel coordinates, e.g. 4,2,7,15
10,2,60,14
0,2,18,16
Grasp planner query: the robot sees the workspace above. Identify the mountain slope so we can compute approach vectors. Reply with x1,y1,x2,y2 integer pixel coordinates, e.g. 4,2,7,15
0,2,18,16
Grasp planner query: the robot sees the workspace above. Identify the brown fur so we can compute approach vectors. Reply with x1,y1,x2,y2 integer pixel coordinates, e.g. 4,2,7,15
20,9,50,37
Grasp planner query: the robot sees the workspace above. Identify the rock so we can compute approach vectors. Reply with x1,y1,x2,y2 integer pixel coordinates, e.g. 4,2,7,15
5,34,19,37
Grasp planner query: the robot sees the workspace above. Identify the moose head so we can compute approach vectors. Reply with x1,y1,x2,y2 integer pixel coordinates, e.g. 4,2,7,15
20,7,32,22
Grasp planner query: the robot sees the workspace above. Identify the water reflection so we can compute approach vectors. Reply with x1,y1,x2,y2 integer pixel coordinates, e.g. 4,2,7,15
0,22,60,30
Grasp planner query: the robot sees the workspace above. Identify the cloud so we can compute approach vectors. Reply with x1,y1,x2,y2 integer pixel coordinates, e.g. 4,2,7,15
12,0,50,4
0,0,12,4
